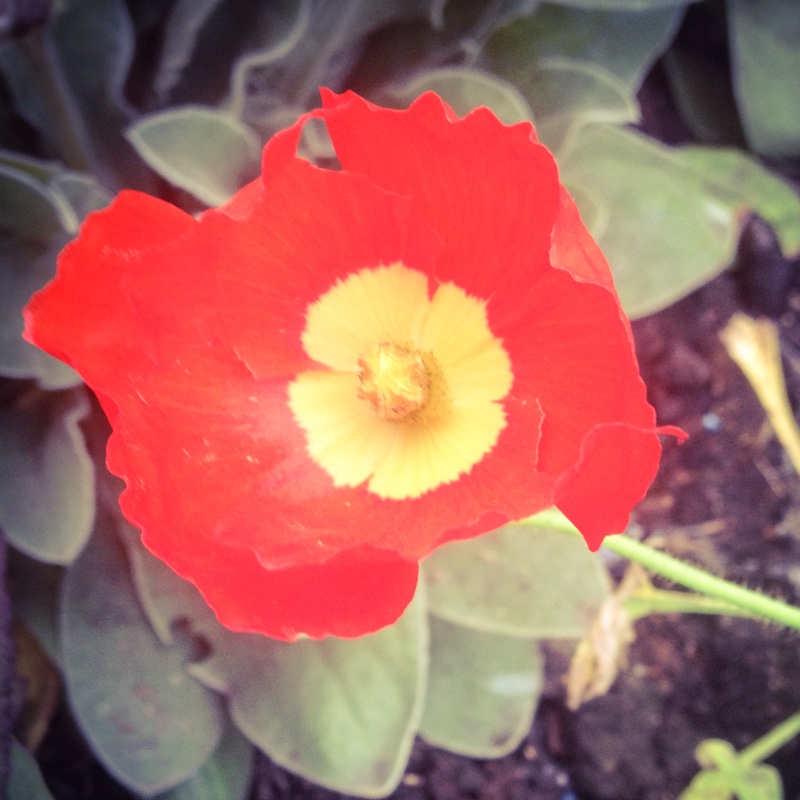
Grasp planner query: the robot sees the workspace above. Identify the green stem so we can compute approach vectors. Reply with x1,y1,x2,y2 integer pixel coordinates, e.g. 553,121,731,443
740,711,800,765
603,534,800,631
625,588,760,622
523,510,800,631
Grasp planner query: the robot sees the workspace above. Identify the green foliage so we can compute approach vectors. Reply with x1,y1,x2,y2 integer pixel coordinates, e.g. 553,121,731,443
0,388,94,564
7,740,55,800
728,0,800,158
61,511,226,795
47,0,137,186
154,725,254,800
548,0,693,7
424,523,610,637
559,126,800,318
0,158,106,386
680,739,782,800
123,526,427,797
419,618,542,757
486,3,683,95
389,67,532,125
126,107,261,205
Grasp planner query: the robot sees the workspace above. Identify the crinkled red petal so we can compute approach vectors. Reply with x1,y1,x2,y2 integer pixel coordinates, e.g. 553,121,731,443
554,424,667,550
168,119,443,382
550,186,618,293
155,537,418,642
320,90,560,315
23,191,195,386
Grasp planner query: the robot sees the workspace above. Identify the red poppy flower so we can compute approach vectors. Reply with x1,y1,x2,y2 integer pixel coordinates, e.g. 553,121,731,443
23,90,681,641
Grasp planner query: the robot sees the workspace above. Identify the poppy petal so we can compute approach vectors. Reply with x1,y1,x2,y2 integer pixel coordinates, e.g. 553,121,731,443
162,537,419,641
554,424,666,549
23,191,196,385
320,90,561,312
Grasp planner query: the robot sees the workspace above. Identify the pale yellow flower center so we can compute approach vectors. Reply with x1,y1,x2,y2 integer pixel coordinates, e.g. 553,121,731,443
287,263,513,500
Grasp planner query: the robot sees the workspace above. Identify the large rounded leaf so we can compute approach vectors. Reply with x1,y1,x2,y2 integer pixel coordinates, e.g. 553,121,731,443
677,146,800,258
0,166,80,388
125,107,261,206
8,740,55,800
423,524,610,638
419,618,542,758
154,724,254,800
561,125,800,317
729,0,800,158
61,510,225,796
517,58,638,155
0,389,94,564
189,594,428,798
122,524,429,798
391,67,532,124
486,3,683,95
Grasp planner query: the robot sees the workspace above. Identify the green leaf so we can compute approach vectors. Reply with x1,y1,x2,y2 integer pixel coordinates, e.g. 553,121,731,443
151,0,229,104
677,146,800,257
0,40,74,168
61,511,225,796
486,3,683,95
680,739,783,800
8,740,55,800
118,518,220,646
0,166,81,388
0,163,74,241
228,0,440,123
423,523,610,638
728,0,800,158
419,618,542,758
0,389,94,564
48,0,139,188
7,550,63,663
0,151,109,225
390,67,533,124
190,595,428,797
662,39,746,147
0,150,61,184
48,173,111,222
560,125,800,318
561,125,730,318
121,522,429,797
125,107,261,206
518,58,638,155
154,724,254,800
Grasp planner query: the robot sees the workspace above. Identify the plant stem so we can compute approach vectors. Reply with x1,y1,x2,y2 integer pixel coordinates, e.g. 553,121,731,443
625,588,759,621
740,711,800,765
603,534,800,631
524,509,800,631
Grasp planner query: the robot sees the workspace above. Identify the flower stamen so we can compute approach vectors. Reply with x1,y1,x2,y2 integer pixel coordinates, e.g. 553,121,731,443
357,342,431,421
